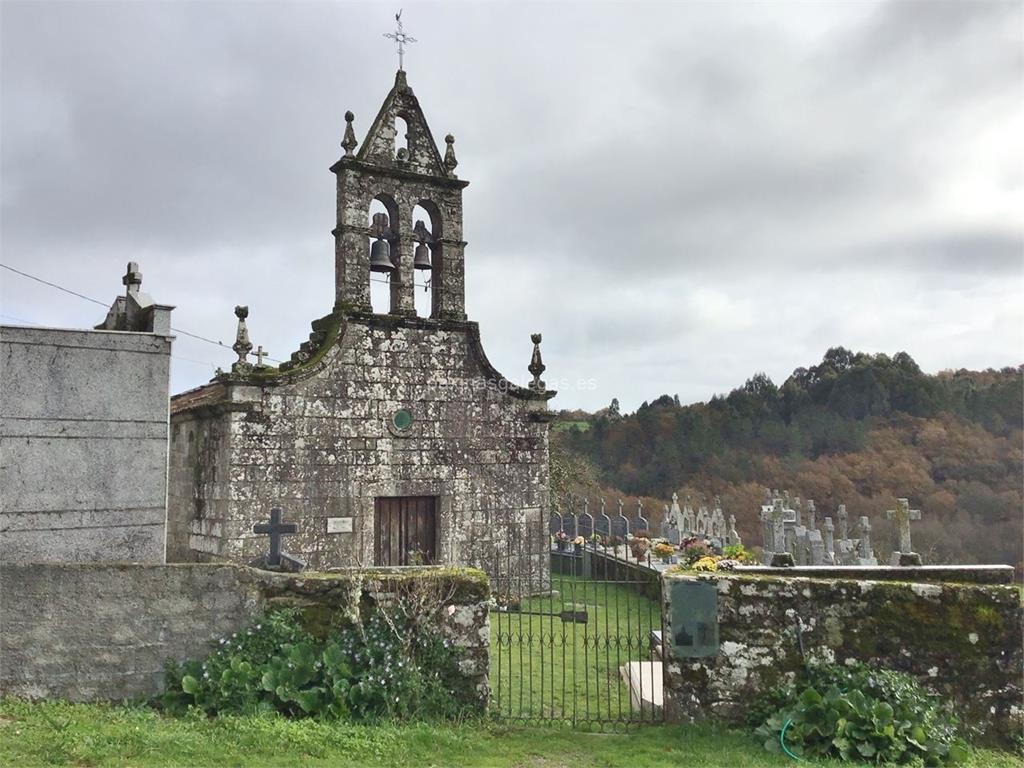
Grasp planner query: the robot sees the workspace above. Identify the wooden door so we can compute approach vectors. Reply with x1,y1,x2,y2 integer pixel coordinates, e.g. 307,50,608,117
374,496,437,566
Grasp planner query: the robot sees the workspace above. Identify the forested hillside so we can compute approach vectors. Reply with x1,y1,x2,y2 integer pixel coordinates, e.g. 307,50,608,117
554,348,1023,568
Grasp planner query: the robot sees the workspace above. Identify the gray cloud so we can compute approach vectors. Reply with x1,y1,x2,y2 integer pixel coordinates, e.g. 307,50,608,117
1,0,1020,412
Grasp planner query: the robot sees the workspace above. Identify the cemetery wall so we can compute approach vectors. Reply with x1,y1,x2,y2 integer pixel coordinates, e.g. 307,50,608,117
0,325,172,563
168,312,552,578
0,562,490,707
662,572,1023,744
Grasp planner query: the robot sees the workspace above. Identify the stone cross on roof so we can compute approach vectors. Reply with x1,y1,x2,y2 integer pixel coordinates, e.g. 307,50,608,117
122,262,143,295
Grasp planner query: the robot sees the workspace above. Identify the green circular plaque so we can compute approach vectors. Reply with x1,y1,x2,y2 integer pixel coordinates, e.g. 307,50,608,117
392,408,413,431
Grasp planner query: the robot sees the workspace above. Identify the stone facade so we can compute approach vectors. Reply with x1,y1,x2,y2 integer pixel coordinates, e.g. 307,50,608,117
168,70,554,577
662,572,1023,745
0,562,489,706
0,264,173,563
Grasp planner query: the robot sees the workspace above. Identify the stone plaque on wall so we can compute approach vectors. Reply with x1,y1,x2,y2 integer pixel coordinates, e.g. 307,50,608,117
670,580,719,658
326,517,354,534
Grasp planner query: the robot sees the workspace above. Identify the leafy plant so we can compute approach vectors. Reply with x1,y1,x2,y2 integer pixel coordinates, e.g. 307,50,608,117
164,609,472,722
755,661,968,765
691,556,718,572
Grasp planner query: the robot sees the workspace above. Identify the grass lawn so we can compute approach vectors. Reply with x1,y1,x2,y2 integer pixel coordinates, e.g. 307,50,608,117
2,699,1022,768
490,570,660,724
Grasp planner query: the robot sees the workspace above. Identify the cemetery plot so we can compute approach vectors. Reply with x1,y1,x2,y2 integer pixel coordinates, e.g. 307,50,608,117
490,541,664,729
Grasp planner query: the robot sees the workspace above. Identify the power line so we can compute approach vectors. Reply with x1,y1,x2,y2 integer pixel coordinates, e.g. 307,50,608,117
1,263,107,307
1,263,284,363
0,306,220,369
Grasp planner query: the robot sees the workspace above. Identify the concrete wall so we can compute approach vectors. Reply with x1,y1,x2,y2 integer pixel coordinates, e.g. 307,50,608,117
662,572,1023,744
168,313,552,579
0,563,490,705
0,326,172,563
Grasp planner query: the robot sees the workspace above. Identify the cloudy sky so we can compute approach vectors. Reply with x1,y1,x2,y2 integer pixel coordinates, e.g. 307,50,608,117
2,0,1021,412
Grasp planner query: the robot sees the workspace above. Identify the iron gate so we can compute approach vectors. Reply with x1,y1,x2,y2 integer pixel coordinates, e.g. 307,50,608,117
489,527,666,729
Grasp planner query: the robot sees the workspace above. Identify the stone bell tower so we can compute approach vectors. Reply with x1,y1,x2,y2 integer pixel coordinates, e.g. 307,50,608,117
331,70,467,321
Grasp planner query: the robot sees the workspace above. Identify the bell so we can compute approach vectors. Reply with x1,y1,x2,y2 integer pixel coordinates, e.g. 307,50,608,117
413,242,432,271
369,238,394,273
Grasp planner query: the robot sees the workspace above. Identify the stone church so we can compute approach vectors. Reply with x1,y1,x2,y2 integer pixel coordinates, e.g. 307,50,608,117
167,70,555,577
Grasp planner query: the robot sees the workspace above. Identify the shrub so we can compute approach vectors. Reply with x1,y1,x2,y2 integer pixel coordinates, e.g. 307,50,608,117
722,543,754,563
755,661,968,765
163,609,471,722
680,539,713,566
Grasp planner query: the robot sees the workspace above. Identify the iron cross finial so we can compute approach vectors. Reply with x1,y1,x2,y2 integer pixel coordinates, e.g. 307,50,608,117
384,10,417,71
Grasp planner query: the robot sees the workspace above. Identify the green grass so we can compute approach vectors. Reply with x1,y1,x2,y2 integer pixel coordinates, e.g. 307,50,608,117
2,699,1021,768
490,572,660,723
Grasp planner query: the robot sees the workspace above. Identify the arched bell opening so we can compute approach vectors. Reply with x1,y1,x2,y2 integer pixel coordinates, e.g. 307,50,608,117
367,194,399,314
411,203,436,318
414,199,444,319
394,115,410,161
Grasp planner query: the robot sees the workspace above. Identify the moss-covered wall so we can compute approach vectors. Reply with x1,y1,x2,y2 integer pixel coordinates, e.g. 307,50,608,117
662,573,1022,744
1,563,490,709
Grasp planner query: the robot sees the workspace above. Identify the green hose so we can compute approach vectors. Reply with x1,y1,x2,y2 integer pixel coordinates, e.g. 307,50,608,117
780,717,801,761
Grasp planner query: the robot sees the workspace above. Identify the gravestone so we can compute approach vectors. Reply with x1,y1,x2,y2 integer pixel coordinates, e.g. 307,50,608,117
759,504,772,551
806,499,817,531
767,498,794,566
695,505,709,538
549,511,562,536
726,514,741,548
578,499,594,539
856,516,878,566
680,496,695,537
596,498,611,537
886,498,922,566
709,498,726,541
823,516,836,564
562,509,577,539
612,499,629,539
631,500,648,535
808,529,825,566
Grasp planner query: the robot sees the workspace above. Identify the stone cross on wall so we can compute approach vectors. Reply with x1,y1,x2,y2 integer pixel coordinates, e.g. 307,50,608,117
886,498,922,566
252,507,298,568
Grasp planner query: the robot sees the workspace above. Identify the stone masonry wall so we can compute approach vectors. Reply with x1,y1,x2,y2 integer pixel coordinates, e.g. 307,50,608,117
168,313,551,579
662,572,1023,744
0,563,490,706
1,325,171,563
